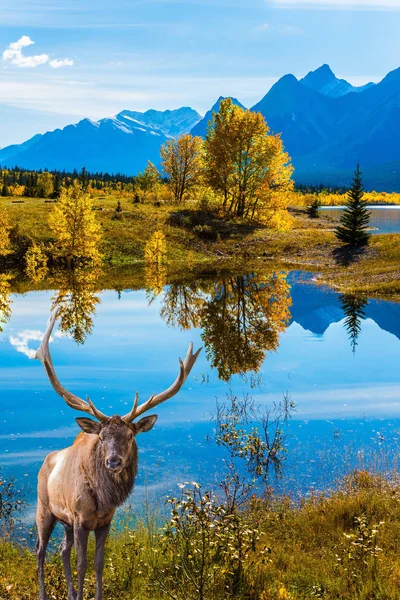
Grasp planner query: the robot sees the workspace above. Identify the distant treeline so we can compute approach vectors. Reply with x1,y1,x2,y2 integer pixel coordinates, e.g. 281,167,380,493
0,166,137,198
295,182,349,194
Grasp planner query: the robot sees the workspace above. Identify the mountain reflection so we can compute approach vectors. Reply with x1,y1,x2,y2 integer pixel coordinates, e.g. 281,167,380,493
159,272,292,381
51,265,102,344
0,273,12,333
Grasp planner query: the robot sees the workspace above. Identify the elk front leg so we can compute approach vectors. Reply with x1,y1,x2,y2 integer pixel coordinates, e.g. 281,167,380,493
60,525,77,600
94,523,111,600
36,506,56,600
74,524,90,600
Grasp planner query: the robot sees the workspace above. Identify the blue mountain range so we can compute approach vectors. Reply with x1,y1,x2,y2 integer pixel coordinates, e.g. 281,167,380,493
1,65,400,190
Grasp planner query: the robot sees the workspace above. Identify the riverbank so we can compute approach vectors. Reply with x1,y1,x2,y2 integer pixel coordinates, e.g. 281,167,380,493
1,471,399,599
1,195,400,301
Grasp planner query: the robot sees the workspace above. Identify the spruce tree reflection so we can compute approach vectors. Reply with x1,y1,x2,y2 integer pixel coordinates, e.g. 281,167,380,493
51,265,101,344
340,294,368,355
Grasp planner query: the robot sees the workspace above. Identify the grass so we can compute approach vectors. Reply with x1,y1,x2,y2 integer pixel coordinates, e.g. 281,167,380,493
2,471,400,599
1,194,400,301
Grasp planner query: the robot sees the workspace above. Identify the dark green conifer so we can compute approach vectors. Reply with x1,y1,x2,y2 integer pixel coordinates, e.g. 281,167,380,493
335,164,370,247
306,197,320,219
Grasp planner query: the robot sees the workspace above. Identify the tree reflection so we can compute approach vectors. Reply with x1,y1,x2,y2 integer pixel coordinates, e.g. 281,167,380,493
160,283,206,330
160,272,292,381
202,274,291,380
340,294,368,355
51,265,102,344
0,273,12,333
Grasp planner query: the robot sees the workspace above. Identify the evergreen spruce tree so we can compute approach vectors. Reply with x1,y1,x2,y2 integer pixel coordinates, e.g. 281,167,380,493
1,183,10,197
335,164,371,247
340,294,368,355
306,197,320,219
52,173,61,199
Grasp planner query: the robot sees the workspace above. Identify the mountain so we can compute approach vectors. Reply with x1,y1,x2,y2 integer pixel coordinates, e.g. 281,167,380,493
252,74,339,156
251,66,400,190
0,116,168,174
3,65,400,187
190,96,246,138
117,107,201,137
0,134,42,164
301,64,374,98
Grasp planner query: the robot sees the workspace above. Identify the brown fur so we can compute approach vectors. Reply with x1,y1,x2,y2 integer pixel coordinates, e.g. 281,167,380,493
37,414,156,600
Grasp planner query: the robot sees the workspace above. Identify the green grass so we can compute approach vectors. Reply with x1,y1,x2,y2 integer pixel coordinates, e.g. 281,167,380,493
2,472,400,599
2,195,400,301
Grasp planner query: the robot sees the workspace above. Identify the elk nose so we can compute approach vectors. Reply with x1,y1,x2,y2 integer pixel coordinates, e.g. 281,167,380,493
106,457,122,471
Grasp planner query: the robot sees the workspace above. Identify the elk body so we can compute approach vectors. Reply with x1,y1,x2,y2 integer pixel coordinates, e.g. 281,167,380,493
35,311,201,600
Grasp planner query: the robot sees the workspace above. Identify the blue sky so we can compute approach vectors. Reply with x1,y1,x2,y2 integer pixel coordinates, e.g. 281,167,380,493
0,0,399,146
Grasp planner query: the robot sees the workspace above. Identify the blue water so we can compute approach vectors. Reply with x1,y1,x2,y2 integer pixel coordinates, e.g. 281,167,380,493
320,205,400,234
1,272,400,522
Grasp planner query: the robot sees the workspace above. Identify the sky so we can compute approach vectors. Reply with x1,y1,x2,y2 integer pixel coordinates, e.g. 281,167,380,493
0,0,399,147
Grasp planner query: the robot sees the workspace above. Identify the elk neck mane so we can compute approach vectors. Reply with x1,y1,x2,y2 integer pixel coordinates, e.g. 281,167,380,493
82,435,138,512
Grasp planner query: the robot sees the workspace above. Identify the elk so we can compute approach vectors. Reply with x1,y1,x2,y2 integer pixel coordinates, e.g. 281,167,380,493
35,310,201,600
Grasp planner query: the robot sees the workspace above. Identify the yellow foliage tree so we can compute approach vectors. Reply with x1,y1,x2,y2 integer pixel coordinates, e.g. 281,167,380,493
0,202,11,256
25,244,48,283
37,172,54,198
49,181,102,263
135,162,160,202
160,135,204,204
204,98,293,223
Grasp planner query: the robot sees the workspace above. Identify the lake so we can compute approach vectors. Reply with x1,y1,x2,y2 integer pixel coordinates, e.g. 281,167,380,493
320,205,400,233
1,269,400,523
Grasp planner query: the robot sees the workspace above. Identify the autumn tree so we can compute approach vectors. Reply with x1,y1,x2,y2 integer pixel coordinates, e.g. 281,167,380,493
0,203,11,256
25,244,48,283
49,181,102,263
160,135,204,204
135,162,160,201
36,172,54,198
203,99,293,225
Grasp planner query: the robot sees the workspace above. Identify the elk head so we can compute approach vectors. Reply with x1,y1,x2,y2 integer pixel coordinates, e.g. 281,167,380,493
35,310,201,473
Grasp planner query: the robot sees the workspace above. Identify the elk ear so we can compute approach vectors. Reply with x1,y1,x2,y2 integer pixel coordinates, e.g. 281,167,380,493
134,415,158,435
76,418,102,435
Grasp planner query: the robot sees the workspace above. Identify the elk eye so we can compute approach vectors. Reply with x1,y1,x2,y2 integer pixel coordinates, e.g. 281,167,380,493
98,435,104,443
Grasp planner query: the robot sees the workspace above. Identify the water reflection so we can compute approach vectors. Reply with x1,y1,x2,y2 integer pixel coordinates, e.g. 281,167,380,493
0,273,12,333
158,273,292,381
1,270,400,514
339,295,369,355
50,265,102,344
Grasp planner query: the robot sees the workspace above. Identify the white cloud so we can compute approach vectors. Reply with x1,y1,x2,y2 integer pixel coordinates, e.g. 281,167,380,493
2,35,73,69
3,35,49,68
272,0,400,9
9,329,47,359
49,58,74,69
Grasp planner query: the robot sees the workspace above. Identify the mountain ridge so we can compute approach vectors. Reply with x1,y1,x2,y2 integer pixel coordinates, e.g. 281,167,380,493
2,66,400,190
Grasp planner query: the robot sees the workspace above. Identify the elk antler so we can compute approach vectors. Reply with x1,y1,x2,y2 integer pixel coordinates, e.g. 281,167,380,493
35,309,110,422
122,342,202,422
